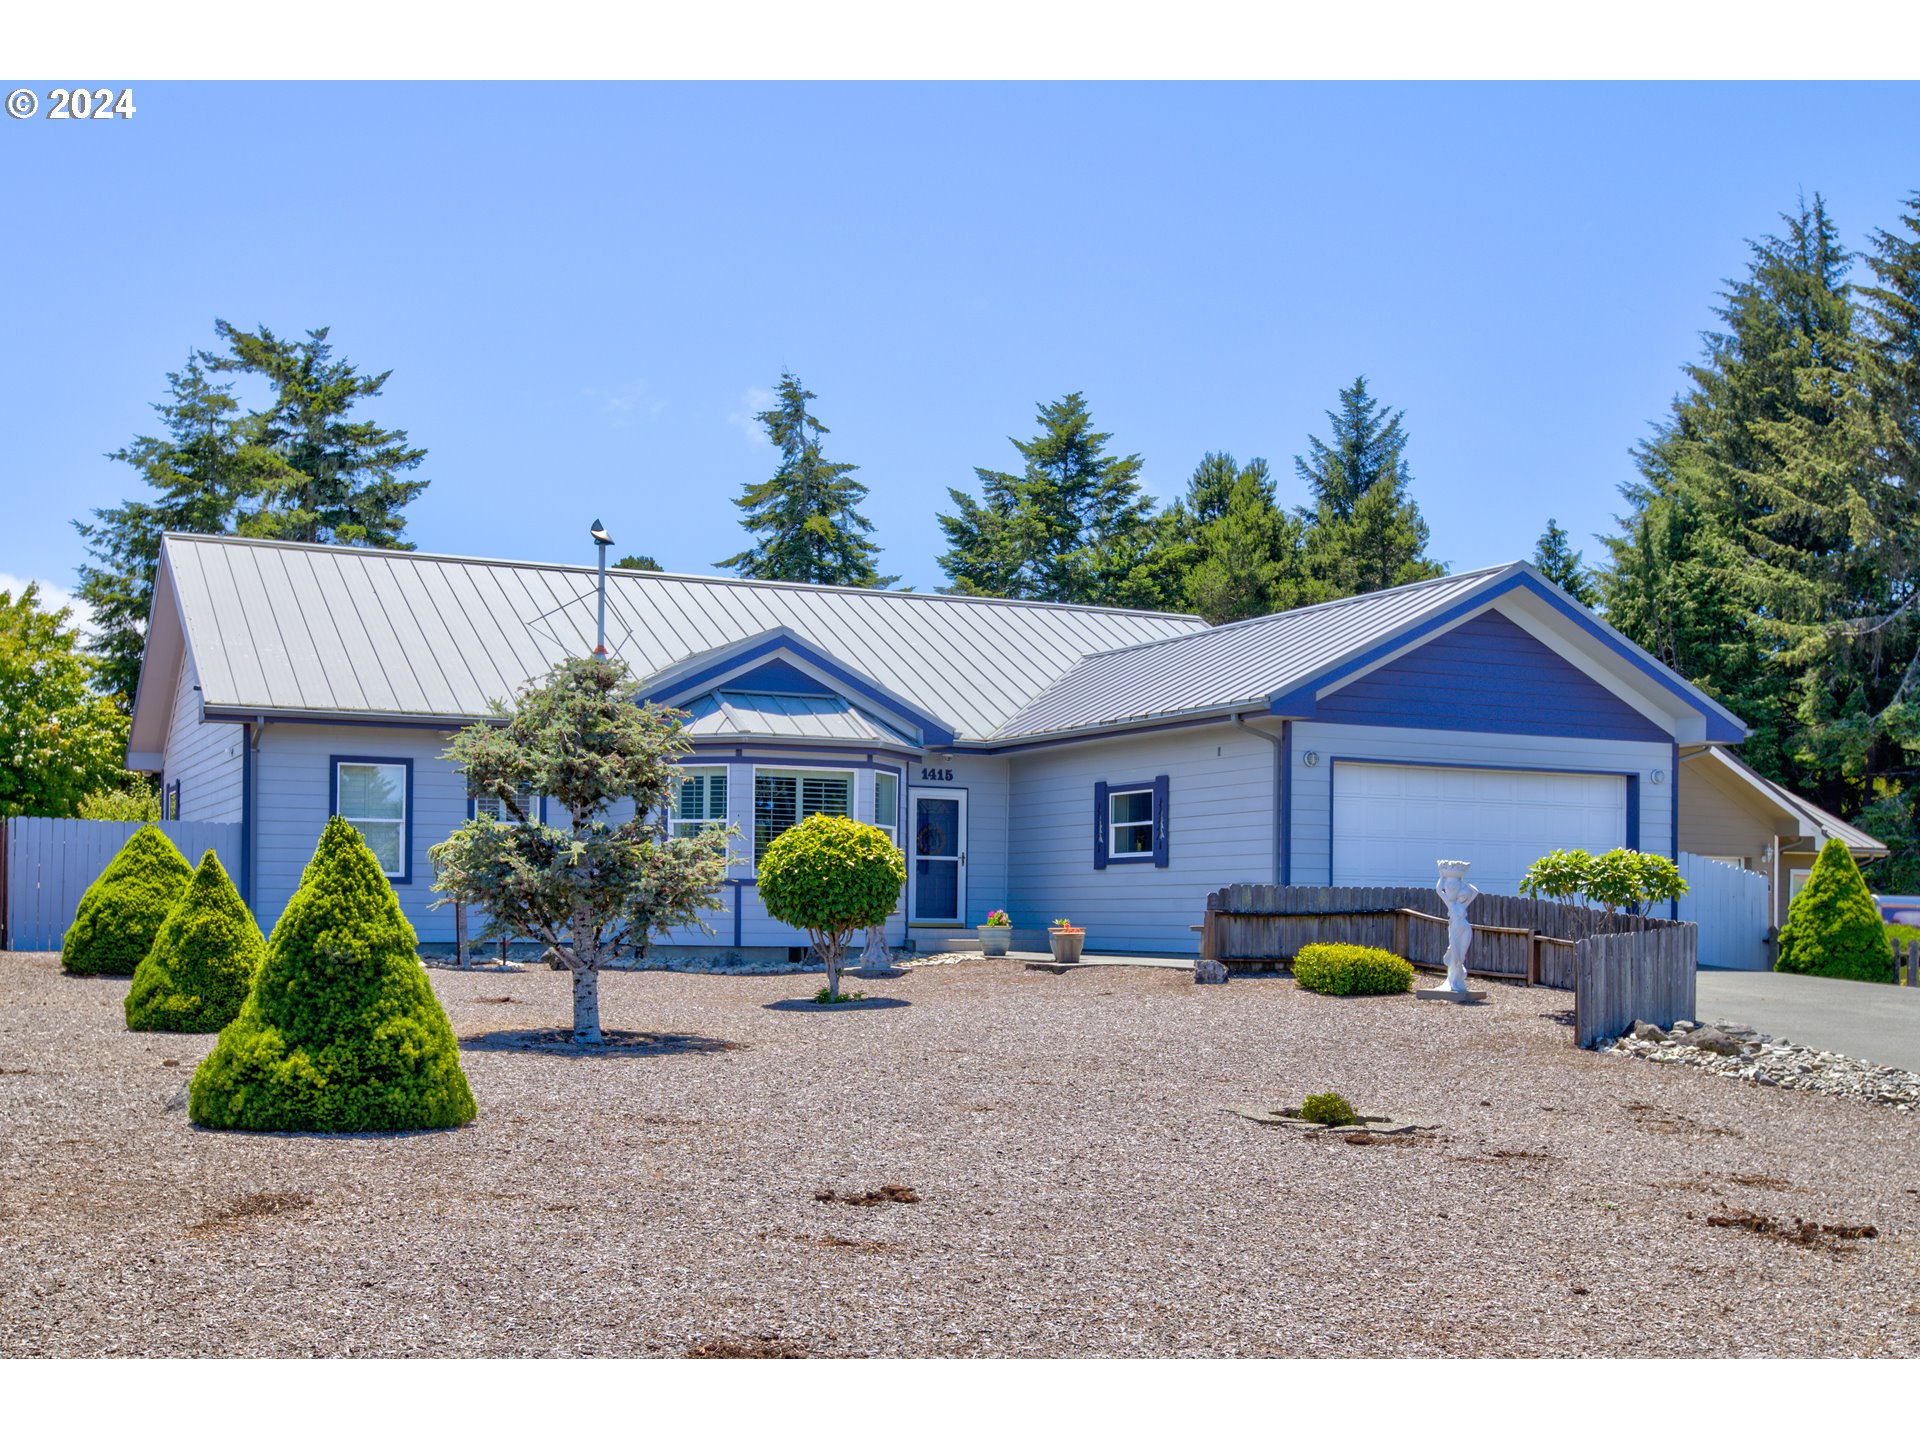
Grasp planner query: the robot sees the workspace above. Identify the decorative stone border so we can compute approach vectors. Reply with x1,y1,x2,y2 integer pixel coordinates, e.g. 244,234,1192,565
1605,1019,1920,1112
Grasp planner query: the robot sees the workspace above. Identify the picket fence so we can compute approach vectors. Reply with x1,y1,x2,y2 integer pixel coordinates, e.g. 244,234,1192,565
1,817,243,951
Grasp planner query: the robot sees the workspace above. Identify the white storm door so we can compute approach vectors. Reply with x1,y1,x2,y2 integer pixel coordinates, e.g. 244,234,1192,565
909,788,967,924
1331,761,1627,895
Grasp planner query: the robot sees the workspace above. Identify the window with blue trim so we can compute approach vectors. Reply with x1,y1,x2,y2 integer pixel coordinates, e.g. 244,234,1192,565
335,760,409,878
673,767,729,837
471,783,542,825
1094,775,1170,869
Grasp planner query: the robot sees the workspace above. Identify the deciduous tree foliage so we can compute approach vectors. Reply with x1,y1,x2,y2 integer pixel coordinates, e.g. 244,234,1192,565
1775,838,1891,984
756,814,905,1002
429,656,731,1044
720,373,893,587
126,850,265,1032
0,584,128,817
189,817,476,1131
60,824,193,976
75,322,427,705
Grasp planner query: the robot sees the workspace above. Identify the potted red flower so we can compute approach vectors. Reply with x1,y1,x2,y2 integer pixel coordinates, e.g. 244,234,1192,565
1048,918,1085,965
979,909,1012,956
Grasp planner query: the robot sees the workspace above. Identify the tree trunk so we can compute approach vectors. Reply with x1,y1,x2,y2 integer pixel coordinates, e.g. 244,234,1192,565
571,906,602,1044
572,966,602,1044
821,934,840,1002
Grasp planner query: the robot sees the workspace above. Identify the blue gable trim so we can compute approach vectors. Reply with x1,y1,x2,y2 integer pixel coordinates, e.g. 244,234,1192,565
641,632,956,748
1267,571,1745,743
718,658,835,695
1312,610,1670,742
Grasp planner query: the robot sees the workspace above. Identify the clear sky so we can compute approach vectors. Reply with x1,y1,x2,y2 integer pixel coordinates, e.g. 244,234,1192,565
3,81,1916,613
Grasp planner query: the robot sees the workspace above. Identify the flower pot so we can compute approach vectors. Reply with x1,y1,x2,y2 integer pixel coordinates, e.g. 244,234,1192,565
979,927,1010,957
1048,928,1085,964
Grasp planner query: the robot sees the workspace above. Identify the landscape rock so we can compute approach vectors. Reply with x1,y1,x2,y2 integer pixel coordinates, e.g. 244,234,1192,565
1630,1020,1667,1042
1686,1026,1743,1056
1606,1026,1920,1111
1194,958,1229,985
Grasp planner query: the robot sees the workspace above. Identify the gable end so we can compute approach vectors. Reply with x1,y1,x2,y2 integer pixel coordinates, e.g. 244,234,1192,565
1313,609,1671,742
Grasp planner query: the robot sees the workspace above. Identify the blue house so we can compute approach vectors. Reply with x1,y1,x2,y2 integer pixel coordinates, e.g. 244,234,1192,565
127,533,1751,958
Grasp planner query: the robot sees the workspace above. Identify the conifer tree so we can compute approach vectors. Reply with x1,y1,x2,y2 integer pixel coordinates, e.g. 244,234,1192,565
126,850,265,1032
719,373,892,587
1775,838,1892,983
60,825,193,976
1533,519,1595,604
938,393,1154,604
1293,377,1443,595
190,817,476,1132
1175,454,1309,624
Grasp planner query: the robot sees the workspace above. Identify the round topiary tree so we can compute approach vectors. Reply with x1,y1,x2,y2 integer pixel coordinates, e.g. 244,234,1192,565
126,850,265,1032
1776,837,1891,984
189,816,477,1132
757,813,906,1002
60,824,193,975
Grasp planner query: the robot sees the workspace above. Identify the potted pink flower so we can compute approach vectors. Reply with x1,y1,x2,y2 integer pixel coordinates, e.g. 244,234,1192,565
1048,918,1085,965
979,909,1012,956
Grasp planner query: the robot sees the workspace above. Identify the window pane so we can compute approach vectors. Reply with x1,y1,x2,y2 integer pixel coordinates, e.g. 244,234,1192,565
1113,823,1154,855
874,773,899,829
339,763,404,820
356,819,403,873
1110,790,1153,826
755,774,798,862
801,775,850,817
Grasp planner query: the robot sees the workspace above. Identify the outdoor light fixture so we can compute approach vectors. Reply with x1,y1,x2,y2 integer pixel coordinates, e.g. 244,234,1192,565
1650,769,1666,785
590,518,613,655
1301,750,1320,767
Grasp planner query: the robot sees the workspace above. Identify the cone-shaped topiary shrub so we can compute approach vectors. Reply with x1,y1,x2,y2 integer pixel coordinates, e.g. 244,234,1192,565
126,850,265,1032
1776,837,1891,984
189,817,476,1132
60,824,193,975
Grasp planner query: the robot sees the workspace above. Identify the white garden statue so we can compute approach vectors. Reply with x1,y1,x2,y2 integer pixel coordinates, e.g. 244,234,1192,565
1433,859,1481,993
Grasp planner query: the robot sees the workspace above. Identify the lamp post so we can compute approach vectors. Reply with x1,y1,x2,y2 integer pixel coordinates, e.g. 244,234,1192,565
590,519,613,656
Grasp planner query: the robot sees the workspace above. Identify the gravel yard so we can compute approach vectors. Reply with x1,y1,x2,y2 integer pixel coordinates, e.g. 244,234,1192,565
3,949,1916,1358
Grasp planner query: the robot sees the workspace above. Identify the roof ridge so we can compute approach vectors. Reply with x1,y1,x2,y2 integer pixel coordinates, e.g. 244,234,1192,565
159,531,1206,624
1073,562,1516,661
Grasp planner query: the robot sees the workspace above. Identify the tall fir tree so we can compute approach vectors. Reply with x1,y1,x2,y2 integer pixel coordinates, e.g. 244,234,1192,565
1175,454,1310,624
1532,519,1596,604
1294,376,1443,594
938,393,1154,604
719,372,893,587
76,323,427,706
205,320,429,547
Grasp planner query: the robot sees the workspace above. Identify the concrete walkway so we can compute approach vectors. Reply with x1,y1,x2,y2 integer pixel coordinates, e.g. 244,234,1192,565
1007,950,1194,971
1696,969,1920,1073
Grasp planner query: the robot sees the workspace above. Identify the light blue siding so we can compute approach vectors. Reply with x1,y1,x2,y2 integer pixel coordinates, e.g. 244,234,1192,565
161,651,245,822
1005,724,1275,954
1287,720,1675,888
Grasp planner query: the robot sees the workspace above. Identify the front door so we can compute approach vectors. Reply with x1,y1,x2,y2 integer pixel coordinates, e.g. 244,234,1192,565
909,788,967,925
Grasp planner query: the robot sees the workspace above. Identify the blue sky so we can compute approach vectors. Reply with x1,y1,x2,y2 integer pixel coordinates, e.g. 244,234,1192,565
3,81,1916,612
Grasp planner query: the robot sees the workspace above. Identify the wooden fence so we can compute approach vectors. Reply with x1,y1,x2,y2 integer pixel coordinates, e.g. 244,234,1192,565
1677,852,1771,970
1198,882,1696,1047
2,816,243,951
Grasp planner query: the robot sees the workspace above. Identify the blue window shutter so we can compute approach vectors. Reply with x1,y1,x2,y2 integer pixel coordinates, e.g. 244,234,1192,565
1093,781,1109,869
1152,774,1170,868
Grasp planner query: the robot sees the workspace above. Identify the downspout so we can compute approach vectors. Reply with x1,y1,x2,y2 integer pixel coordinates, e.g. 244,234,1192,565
239,722,253,908
1236,714,1286,886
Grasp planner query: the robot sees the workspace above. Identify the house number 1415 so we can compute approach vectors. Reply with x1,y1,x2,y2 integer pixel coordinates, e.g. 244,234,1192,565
920,767,954,781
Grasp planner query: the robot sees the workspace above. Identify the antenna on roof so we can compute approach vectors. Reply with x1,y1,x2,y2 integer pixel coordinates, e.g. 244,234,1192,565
590,519,613,656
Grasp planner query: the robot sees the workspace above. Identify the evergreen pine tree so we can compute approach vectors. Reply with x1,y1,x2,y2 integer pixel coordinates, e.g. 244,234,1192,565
126,850,265,1032
204,320,429,547
938,393,1154,604
1178,455,1309,624
1533,519,1596,604
190,817,476,1131
718,373,893,587
60,825,194,976
1775,837,1893,983
1293,376,1443,595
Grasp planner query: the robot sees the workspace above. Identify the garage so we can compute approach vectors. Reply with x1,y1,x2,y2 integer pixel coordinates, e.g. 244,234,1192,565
1331,761,1628,894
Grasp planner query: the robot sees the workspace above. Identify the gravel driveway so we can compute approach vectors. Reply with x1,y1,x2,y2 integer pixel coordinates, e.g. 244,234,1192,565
3,950,1916,1357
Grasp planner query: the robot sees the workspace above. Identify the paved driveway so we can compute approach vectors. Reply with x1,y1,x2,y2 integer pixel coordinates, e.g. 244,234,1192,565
1697,969,1920,1073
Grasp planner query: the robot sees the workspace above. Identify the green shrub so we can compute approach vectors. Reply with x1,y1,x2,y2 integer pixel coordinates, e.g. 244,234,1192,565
126,850,265,1032
758,814,906,1001
1776,838,1893,984
60,824,193,975
189,817,476,1132
1291,943,1415,996
1298,1092,1360,1127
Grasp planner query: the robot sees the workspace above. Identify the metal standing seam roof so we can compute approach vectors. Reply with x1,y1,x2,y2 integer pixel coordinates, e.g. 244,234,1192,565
992,566,1512,737
155,534,1207,742
680,692,917,748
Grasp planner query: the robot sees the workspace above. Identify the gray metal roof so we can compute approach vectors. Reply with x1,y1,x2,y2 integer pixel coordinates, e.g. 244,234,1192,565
155,534,1205,741
681,692,917,748
995,566,1511,737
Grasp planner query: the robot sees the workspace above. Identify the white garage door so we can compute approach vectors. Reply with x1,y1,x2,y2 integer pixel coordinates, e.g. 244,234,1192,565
1332,762,1627,894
